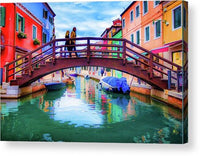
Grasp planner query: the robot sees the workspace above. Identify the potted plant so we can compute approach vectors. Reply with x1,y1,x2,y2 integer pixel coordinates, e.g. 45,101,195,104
17,32,27,39
33,38,40,45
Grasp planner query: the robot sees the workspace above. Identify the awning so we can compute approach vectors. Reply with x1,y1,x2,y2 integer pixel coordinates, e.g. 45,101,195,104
151,45,169,54
151,40,188,54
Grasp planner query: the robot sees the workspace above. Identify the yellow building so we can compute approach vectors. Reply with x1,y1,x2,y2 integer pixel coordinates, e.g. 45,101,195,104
162,1,188,67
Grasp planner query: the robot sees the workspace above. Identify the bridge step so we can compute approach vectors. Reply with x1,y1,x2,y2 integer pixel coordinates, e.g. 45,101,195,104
10,79,18,85
34,67,40,70
22,73,29,77
140,68,148,71
16,76,22,80
133,65,140,68
39,64,46,67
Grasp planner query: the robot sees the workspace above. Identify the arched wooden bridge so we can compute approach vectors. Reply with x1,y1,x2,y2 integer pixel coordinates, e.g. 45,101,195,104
4,37,182,90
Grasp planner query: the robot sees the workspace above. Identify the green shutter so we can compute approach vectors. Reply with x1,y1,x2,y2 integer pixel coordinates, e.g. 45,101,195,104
0,7,6,27
22,17,25,32
16,13,19,31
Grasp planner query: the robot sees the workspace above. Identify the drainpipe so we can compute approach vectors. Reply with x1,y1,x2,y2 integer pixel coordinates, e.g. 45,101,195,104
13,3,16,79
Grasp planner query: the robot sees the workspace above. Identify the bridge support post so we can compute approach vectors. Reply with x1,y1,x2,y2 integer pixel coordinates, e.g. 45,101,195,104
52,40,56,64
149,54,153,79
28,53,32,76
87,39,90,63
168,70,171,89
177,70,182,92
122,40,126,65
5,65,8,82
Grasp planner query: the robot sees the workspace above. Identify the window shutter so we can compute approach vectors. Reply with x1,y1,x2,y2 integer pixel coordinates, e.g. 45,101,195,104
16,13,19,31
0,7,5,27
22,17,25,32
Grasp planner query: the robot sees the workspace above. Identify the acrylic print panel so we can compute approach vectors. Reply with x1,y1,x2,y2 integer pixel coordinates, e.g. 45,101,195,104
0,1,188,143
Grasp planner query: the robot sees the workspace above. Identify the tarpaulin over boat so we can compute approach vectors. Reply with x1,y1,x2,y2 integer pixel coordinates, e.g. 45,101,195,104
102,76,130,94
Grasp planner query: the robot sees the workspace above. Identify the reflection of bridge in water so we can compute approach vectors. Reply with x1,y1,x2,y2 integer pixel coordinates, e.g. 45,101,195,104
5,37,182,90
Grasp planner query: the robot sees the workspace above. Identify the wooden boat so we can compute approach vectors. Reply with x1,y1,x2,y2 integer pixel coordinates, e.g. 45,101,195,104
44,82,66,91
62,77,74,85
99,76,130,94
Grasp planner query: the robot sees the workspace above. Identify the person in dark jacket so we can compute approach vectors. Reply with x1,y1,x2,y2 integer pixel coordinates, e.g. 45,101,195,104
70,27,78,57
65,30,71,57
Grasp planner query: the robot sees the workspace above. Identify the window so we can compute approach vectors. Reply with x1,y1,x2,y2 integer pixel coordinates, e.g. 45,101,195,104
0,7,5,27
143,1,148,15
49,16,53,25
172,5,181,30
16,14,25,32
155,20,161,38
130,10,133,22
136,30,140,45
32,25,37,40
136,5,140,18
43,9,48,19
183,6,186,28
154,1,160,7
122,18,125,28
42,33,47,44
145,26,150,42
131,34,134,43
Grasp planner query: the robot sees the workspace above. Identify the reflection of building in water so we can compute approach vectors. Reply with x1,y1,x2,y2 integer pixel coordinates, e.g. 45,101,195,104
126,98,136,117
1,100,19,118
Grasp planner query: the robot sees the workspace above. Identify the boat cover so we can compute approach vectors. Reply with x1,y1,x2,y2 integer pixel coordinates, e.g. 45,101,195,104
102,77,130,93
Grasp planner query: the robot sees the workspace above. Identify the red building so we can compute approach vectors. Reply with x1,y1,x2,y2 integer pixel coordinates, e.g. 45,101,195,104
0,3,43,81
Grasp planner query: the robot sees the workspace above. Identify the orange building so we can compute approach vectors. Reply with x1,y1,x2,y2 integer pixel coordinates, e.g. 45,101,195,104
121,1,163,54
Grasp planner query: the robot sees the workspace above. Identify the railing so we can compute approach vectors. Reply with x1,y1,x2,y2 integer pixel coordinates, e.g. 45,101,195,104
4,37,182,90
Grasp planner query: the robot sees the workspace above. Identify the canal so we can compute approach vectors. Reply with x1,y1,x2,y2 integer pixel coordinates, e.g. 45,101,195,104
1,77,182,143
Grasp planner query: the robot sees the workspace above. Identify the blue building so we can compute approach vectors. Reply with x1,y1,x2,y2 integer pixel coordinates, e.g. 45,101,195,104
22,2,56,45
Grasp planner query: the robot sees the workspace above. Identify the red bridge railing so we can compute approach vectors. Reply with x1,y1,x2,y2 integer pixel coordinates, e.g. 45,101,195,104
4,37,182,90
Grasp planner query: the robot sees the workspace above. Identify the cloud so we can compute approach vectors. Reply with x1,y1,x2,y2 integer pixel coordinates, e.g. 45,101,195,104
49,1,132,38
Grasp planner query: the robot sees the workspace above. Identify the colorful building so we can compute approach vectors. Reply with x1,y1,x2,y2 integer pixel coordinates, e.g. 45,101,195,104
121,1,163,54
21,3,56,45
162,1,188,67
0,3,43,81
112,29,123,78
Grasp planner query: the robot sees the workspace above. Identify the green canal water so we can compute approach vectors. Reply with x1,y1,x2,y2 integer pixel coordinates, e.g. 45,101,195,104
1,77,183,143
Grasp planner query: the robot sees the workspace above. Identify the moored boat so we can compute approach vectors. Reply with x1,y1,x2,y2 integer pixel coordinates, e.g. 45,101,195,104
62,77,75,85
44,82,66,91
99,76,130,94
69,73,78,77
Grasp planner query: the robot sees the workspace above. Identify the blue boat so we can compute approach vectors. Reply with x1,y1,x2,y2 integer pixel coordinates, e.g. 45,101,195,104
69,73,78,77
99,76,130,94
44,82,66,91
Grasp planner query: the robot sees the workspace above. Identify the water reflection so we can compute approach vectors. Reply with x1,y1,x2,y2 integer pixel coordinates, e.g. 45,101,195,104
1,77,182,143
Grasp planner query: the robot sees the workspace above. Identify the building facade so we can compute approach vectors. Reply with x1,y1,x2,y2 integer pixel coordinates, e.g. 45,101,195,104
0,3,43,81
21,3,56,45
162,1,188,67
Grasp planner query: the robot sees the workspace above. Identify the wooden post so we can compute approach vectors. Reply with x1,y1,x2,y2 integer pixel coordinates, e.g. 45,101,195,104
168,70,171,89
122,40,126,65
87,39,90,63
5,65,8,82
177,70,181,92
28,53,32,76
52,40,56,64
149,54,153,79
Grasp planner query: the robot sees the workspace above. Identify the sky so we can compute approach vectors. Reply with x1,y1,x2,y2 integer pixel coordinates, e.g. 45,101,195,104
48,1,132,39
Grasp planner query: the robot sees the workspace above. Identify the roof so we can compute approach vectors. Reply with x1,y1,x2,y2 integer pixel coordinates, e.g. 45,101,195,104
43,3,56,17
120,1,136,17
101,28,110,37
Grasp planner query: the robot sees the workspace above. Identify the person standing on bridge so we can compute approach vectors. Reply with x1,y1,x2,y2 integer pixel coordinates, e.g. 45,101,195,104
65,30,71,57
70,27,78,57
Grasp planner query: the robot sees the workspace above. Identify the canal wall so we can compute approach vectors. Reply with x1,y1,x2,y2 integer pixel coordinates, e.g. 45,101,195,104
0,83,46,99
80,73,185,110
